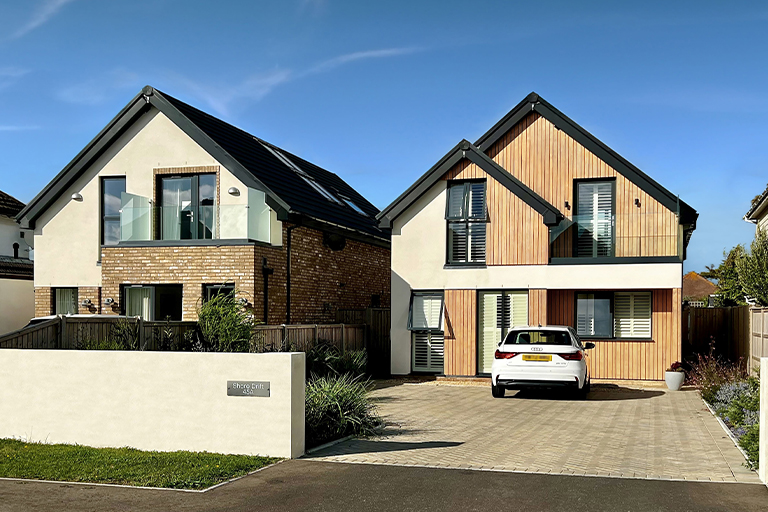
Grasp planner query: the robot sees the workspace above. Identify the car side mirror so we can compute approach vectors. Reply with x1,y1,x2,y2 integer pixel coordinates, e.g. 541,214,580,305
584,342,595,350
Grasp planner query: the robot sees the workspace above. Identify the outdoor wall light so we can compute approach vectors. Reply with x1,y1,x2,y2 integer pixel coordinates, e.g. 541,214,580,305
634,198,641,207
71,192,83,202
104,297,114,305
81,299,92,307
228,187,240,196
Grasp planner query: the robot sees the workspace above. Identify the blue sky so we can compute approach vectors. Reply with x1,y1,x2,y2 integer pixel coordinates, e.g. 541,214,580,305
0,0,766,272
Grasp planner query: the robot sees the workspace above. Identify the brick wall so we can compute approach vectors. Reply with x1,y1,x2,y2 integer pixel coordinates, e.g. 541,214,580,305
34,287,52,317
78,287,101,314
286,225,391,324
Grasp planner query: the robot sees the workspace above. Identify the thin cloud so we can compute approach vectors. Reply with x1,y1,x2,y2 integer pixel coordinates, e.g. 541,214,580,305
10,0,77,40
178,46,420,116
0,67,30,91
56,69,142,106
0,125,40,131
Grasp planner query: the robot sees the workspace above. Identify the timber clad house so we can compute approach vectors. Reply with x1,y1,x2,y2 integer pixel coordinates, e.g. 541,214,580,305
17,86,390,324
378,93,698,381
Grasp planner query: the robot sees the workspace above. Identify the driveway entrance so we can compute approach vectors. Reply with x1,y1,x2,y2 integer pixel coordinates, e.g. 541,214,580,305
306,383,760,483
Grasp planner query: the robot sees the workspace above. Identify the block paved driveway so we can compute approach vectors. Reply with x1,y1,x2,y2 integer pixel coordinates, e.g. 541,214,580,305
306,382,760,483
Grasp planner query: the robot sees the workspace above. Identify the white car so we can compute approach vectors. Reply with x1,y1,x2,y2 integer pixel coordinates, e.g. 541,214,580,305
491,325,594,399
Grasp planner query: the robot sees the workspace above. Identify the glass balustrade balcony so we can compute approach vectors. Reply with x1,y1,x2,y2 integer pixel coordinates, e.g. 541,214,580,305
549,213,682,261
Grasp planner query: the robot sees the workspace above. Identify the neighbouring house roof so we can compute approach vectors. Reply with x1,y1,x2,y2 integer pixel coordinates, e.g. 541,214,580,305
378,92,698,249
0,255,33,280
745,184,768,222
683,271,717,300
0,190,25,218
16,86,389,245
377,140,563,229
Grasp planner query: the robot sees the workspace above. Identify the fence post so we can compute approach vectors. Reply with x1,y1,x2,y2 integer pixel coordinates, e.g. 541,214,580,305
60,315,67,349
283,324,288,351
341,323,346,354
138,318,145,350
314,324,318,345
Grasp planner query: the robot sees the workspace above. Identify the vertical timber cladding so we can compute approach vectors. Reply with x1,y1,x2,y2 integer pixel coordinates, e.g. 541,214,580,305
547,289,681,380
486,113,681,258
442,159,549,265
443,290,476,376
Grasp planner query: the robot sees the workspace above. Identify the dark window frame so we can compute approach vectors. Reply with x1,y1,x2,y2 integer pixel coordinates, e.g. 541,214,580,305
156,173,217,241
53,287,78,315
101,177,126,246
573,290,653,341
573,178,616,258
445,180,487,266
407,290,445,333
203,283,236,302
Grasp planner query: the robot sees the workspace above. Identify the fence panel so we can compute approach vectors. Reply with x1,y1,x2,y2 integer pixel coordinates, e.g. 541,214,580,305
0,318,61,349
684,305,751,362
751,308,768,373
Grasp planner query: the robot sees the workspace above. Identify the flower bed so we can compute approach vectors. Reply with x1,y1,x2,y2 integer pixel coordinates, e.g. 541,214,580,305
689,351,758,469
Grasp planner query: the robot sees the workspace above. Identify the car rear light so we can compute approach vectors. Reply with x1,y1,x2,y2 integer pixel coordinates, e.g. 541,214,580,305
558,352,583,361
494,350,518,359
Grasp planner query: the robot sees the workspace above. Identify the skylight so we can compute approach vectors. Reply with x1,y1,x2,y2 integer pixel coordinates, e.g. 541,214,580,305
261,142,343,205
341,196,368,216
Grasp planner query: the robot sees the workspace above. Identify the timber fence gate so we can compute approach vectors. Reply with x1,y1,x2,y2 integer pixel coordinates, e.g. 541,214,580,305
683,305,751,362
337,308,391,377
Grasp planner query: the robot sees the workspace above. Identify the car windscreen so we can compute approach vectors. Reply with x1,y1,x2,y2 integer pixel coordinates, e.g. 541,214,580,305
503,330,572,345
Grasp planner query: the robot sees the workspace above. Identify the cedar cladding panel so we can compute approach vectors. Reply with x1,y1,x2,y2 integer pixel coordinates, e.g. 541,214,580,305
528,289,547,326
443,289,476,376
486,113,680,259
442,159,549,265
546,288,681,380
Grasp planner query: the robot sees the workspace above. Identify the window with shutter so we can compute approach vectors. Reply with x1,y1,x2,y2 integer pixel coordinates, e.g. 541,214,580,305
576,292,613,337
478,290,528,374
446,181,486,264
409,292,445,372
575,181,614,257
614,292,652,338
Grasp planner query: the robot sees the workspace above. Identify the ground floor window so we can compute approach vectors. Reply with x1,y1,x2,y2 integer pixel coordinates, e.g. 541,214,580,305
123,284,183,321
54,288,78,315
203,283,235,302
408,292,444,372
478,290,528,374
576,291,651,339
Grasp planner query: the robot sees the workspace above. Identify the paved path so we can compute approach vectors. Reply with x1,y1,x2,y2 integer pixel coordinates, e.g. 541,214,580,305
306,383,760,483
1,460,766,512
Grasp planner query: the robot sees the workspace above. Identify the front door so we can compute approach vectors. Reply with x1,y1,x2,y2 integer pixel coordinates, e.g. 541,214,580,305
478,291,528,374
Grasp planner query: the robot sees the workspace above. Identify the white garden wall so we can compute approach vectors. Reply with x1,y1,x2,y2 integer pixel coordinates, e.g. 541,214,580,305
0,350,305,458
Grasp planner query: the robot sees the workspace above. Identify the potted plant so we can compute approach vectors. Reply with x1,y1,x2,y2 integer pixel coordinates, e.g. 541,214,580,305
665,361,685,391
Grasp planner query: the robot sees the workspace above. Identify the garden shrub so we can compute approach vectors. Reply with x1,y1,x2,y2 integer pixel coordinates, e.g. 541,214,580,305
305,342,367,379
75,318,140,350
191,292,255,352
304,373,381,448
688,345,747,403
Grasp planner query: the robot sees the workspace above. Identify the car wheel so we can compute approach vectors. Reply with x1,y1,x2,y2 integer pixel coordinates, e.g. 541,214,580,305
575,381,589,400
491,384,505,398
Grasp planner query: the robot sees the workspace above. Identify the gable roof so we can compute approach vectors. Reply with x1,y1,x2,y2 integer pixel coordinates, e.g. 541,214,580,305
0,190,25,217
377,140,563,229
683,271,717,299
16,86,388,244
475,92,698,228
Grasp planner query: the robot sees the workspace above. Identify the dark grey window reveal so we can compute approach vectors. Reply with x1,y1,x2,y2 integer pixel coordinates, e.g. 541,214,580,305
576,292,613,338
102,177,126,245
575,180,614,257
204,283,235,302
159,174,216,240
446,181,486,264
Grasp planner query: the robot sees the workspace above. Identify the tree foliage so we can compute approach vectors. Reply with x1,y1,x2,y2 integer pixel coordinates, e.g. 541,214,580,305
736,228,768,306
702,245,747,306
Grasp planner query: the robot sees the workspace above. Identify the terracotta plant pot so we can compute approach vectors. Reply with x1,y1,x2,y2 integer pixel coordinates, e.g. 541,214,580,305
665,371,685,391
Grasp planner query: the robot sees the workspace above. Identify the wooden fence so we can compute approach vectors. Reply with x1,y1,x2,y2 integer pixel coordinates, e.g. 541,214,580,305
750,307,768,373
683,305,751,362
0,316,366,354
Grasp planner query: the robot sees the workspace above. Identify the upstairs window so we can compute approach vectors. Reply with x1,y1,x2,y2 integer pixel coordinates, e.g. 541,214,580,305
101,177,126,245
159,174,216,240
575,180,614,257
446,181,486,265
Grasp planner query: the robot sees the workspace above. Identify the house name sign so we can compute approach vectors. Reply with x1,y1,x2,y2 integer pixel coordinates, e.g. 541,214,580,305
227,381,270,397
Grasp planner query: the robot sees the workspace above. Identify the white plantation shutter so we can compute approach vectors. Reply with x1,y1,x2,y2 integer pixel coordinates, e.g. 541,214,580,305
577,182,614,257
412,332,445,372
576,293,595,335
409,294,443,331
479,291,528,374
510,291,528,328
614,292,651,338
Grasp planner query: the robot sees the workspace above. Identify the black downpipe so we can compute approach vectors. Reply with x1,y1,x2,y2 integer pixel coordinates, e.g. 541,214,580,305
286,225,300,324
262,257,273,322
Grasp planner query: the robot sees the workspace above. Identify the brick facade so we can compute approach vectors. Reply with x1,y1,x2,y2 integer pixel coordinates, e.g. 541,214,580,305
34,286,52,317
77,286,101,314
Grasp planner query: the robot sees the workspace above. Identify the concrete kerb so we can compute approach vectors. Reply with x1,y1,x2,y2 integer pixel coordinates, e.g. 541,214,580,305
0,459,286,494
703,400,752,465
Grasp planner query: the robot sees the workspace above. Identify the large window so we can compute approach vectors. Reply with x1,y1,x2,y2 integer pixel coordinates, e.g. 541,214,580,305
123,284,183,321
408,292,444,372
446,181,486,265
54,288,78,315
478,291,528,374
576,291,651,339
575,180,614,257
102,177,126,245
159,174,216,240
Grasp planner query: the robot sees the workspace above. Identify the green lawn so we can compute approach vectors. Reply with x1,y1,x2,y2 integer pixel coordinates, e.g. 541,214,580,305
0,439,280,489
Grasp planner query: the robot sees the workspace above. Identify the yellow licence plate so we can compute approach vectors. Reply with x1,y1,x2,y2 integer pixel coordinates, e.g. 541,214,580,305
522,354,552,362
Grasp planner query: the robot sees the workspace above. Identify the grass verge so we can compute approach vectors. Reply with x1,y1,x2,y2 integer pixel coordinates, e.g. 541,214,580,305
0,439,280,490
